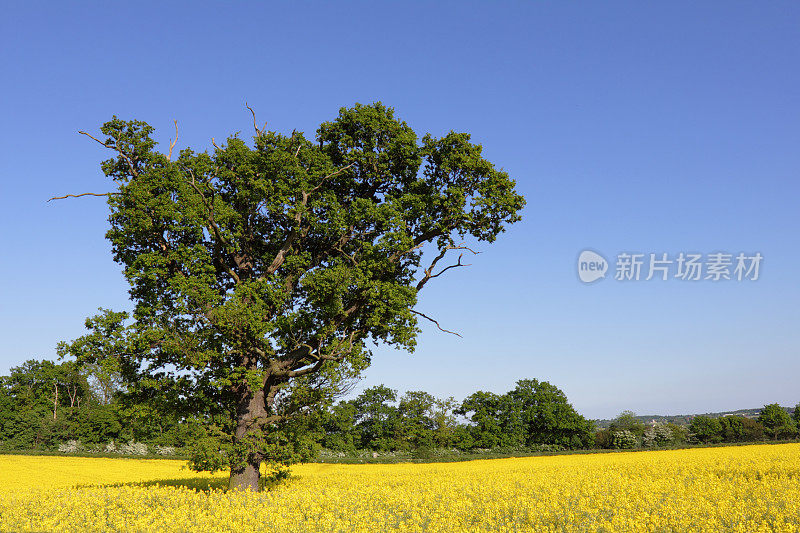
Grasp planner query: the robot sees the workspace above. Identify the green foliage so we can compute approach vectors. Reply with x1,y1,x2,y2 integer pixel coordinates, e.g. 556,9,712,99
758,404,796,440
352,385,400,450
508,379,595,449
185,408,322,475
667,422,689,445
70,407,123,444
410,445,436,461
77,102,525,487
717,416,765,442
3,354,796,458
398,391,436,449
57,309,131,405
609,411,647,438
320,401,360,453
457,391,519,449
689,416,724,444
688,414,772,445
0,356,191,452
0,359,97,449
593,429,614,449
431,397,460,448
457,380,593,450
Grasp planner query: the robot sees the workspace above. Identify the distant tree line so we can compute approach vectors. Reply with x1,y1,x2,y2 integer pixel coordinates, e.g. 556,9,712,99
0,359,595,453
1,358,797,456
594,405,800,450
0,359,189,451
687,404,798,444
318,379,595,453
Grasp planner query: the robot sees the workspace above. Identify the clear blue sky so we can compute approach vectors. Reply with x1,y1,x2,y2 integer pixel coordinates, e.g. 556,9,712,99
1,2,798,419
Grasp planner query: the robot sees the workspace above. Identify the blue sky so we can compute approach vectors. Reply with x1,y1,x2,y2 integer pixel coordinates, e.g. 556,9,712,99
1,2,798,419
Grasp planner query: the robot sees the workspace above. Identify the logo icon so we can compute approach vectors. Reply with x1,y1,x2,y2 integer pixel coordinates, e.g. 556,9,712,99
578,250,607,283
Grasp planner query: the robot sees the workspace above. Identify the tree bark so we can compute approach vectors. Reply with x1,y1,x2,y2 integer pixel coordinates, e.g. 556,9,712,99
229,457,261,491
228,371,266,491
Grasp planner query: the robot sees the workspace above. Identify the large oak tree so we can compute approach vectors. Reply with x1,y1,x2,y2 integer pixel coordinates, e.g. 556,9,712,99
65,103,525,490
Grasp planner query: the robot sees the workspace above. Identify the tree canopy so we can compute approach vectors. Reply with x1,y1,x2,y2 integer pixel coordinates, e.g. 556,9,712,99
758,403,795,440
71,102,525,490
457,380,595,449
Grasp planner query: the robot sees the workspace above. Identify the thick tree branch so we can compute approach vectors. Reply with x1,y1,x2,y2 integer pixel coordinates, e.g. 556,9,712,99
282,359,325,378
264,227,300,276
277,330,360,378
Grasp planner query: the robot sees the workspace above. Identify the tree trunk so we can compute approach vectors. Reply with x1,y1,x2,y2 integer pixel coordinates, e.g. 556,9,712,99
68,384,77,408
229,457,261,491
228,371,267,491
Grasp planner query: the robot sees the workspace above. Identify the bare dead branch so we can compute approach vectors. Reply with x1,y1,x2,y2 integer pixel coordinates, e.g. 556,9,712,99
450,244,480,256
416,244,480,291
78,131,139,177
47,192,117,202
411,309,462,337
279,330,361,377
167,120,178,161
417,254,472,290
419,248,447,283
211,137,222,151
78,130,110,148
244,102,266,136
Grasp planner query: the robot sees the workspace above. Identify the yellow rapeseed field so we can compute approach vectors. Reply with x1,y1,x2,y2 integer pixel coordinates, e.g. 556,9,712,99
1,444,799,532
